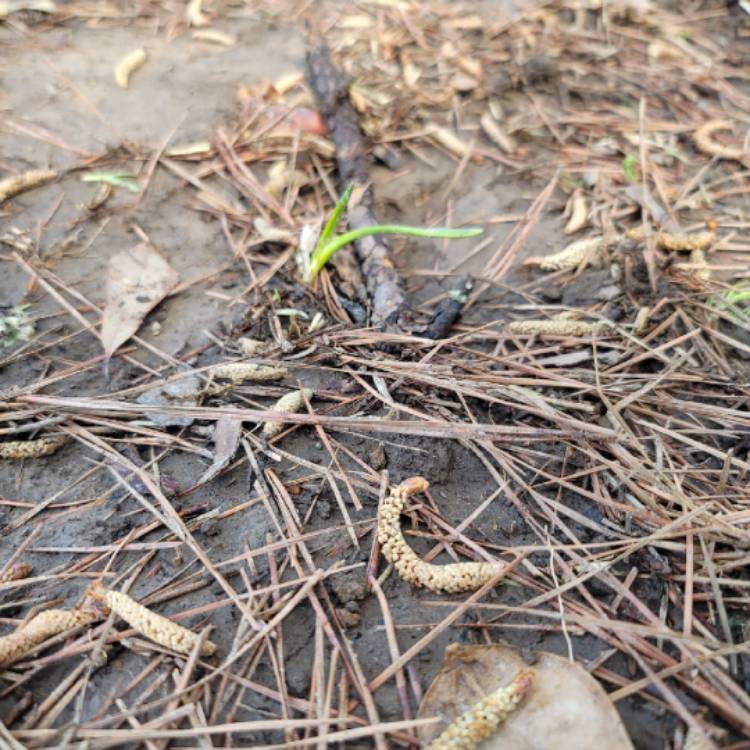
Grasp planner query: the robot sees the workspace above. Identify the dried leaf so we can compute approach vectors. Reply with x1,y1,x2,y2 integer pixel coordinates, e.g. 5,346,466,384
101,243,179,359
196,416,242,485
418,644,634,749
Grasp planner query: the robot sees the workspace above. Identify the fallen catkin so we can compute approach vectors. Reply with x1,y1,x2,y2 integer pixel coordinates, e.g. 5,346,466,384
378,477,505,593
683,727,716,750
0,436,67,460
0,562,32,584
208,362,288,383
91,583,216,656
507,317,606,337
262,388,314,438
0,169,57,203
426,670,534,750
694,120,745,161
626,227,715,251
539,236,604,270
0,609,97,667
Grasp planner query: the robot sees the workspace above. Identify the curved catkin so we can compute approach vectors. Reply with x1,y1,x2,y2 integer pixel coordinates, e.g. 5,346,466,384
694,120,745,161
262,388,314,438
92,584,216,657
114,48,147,89
426,670,534,750
0,169,57,204
0,436,67,460
0,609,97,667
378,477,505,593
0,562,32,584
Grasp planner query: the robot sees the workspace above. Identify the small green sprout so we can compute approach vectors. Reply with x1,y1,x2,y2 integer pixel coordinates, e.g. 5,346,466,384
622,154,640,183
303,183,482,283
710,286,750,321
81,170,140,193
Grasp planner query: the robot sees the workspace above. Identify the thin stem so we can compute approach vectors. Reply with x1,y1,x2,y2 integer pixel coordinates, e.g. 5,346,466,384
306,225,482,282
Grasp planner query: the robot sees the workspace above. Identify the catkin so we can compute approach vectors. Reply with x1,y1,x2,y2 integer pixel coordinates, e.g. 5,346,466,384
626,227,715,251
91,584,216,656
683,727,715,750
262,388,314,438
538,236,604,271
114,48,147,89
0,562,32,584
0,169,57,204
507,317,605,337
426,670,534,750
0,609,97,667
208,362,288,383
0,436,67,460
378,477,505,593
694,120,745,161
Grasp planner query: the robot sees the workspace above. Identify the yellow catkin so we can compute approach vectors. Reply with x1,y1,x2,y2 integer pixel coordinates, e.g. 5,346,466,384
687,247,712,282
0,609,97,667
262,388,314,438
0,562,32,584
694,120,745,162
626,227,715,251
0,436,67,460
91,584,216,656
114,48,147,89
208,362,288,383
378,477,505,593
507,318,605,337
0,169,57,203
683,727,715,750
426,670,535,750
538,236,604,271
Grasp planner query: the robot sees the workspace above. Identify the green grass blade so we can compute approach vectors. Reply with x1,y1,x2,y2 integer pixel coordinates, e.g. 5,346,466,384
317,183,354,250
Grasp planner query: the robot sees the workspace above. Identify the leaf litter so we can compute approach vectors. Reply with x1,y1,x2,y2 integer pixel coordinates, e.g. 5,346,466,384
1,1,750,749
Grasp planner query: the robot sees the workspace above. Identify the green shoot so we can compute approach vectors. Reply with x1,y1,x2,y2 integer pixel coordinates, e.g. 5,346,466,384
81,170,140,193
318,183,353,249
622,154,640,183
304,183,482,283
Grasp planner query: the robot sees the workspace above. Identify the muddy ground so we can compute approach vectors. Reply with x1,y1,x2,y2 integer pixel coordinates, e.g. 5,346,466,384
1,1,748,748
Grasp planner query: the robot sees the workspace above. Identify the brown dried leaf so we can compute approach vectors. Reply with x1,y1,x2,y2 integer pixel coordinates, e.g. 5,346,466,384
418,644,634,750
196,416,242,485
101,243,179,359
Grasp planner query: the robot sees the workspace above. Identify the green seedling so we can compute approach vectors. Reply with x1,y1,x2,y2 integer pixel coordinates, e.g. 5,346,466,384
622,154,640,183
710,286,750,320
303,183,482,283
81,170,140,193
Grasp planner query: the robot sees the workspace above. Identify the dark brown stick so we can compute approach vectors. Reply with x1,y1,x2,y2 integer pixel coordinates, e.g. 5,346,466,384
306,43,410,330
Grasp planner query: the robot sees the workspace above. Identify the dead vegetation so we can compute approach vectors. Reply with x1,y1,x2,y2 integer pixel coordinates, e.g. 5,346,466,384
1,0,750,748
